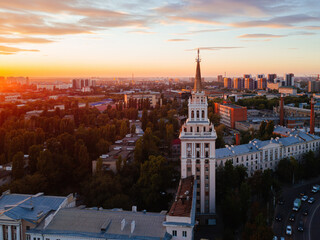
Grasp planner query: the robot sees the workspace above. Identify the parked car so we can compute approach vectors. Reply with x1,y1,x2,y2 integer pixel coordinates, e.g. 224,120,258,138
298,221,304,231
303,208,309,216
275,214,282,221
311,185,320,193
308,197,315,204
286,225,292,235
300,191,306,196
289,213,295,222
301,195,308,201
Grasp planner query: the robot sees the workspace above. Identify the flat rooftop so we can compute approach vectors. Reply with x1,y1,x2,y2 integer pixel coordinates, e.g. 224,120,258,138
168,176,194,217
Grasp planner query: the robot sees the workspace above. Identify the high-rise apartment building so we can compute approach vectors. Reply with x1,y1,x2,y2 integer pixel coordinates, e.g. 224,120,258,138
284,73,294,86
245,78,254,90
180,50,217,215
234,78,244,90
267,74,277,83
224,77,233,89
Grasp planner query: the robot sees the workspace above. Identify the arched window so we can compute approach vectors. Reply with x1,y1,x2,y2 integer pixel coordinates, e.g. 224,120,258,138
191,110,194,118
197,111,200,118
202,110,205,118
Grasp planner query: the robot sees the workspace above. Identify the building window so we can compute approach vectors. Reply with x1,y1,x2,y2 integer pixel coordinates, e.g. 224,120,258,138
205,151,209,157
26,235,31,240
205,159,209,164
190,127,193,132
172,230,177,237
205,143,209,148
197,152,200,158
202,110,205,118
183,231,187,238
196,167,200,172
197,111,199,118
196,143,200,148
197,127,199,132
196,159,200,164
191,111,194,118
205,167,208,171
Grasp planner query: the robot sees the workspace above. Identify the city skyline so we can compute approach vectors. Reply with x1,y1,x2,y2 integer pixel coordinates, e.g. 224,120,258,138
1,0,320,77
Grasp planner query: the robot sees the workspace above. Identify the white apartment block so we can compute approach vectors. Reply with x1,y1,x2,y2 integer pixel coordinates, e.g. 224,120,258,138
215,126,320,176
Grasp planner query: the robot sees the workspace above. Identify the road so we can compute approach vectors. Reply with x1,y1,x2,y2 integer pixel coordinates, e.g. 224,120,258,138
273,177,320,240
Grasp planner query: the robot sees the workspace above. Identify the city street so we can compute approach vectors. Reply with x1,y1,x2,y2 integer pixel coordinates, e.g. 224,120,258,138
273,177,320,240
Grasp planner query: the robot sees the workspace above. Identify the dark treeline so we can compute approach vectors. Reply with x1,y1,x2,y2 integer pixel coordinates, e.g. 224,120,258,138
217,161,280,240
0,97,181,212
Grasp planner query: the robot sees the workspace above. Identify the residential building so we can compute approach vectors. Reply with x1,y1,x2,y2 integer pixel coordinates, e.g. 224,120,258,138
0,192,75,240
27,207,171,240
180,50,217,218
257,77,267,89
279,86,297,96
215,126,320,176
124,92,161,108
244,78,254,90
234,78,244,90
214,103,247,128
285,73,294,86
308,81,320,93
224,78,233,89
217,75,223,83
267,74,277,83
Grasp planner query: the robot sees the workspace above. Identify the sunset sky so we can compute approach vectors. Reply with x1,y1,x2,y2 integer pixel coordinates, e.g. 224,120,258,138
0,0,320,78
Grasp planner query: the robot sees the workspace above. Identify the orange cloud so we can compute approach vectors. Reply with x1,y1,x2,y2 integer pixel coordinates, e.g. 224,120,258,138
0,36,54,43
0,45,39,54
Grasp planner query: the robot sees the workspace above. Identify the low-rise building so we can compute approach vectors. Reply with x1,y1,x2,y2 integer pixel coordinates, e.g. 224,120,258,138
214,103,247,128
124,92,161,108
28,207,171,240
0,191,75,240
279,86,297,96
164,176,196,239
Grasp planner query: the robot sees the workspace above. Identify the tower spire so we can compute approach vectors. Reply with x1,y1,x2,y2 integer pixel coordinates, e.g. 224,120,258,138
194,48,202,92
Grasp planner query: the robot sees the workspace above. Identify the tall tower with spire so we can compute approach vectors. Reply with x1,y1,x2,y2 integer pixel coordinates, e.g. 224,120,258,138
180,49,217,216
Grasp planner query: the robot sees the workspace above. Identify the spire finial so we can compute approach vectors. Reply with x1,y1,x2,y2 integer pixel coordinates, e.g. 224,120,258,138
196,48,200,63
194,48,202,92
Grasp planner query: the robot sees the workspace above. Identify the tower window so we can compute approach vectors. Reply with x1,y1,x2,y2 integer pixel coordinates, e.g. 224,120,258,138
197,151,200,158
197,111,199,118
197,127,199,132
205,152,209,158
191,111,194,118
196,143,200,148
202,110,205,118
190,127,193,132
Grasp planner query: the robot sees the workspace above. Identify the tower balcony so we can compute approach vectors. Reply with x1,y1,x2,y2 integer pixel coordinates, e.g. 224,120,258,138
180,130,217,139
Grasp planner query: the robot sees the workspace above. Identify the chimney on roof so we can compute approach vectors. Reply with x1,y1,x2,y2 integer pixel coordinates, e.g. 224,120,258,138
131,221,135,234
132,206,137,212
235,133,240,145
121,219,126,231
310,97,315,134
280,94,284,126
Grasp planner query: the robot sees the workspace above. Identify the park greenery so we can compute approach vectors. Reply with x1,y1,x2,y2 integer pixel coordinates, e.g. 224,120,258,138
0,96,181,212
